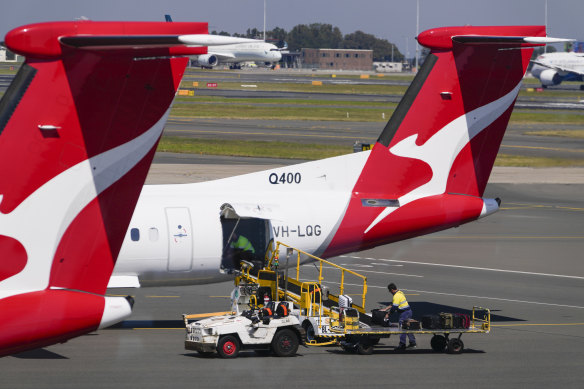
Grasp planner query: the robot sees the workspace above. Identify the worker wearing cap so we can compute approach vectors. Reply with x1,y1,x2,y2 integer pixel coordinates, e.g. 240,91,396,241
380,282,416,351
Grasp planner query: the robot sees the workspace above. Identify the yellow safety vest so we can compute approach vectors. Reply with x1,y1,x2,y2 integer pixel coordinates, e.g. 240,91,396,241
392,290,410,311
230,236,255,253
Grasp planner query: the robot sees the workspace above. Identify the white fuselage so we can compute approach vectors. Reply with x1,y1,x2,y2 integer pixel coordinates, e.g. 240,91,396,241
113,152,368,286
531,52,584,78
211,41,282,63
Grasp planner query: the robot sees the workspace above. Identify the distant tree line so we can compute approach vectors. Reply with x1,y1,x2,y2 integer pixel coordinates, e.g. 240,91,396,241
211,23,404,62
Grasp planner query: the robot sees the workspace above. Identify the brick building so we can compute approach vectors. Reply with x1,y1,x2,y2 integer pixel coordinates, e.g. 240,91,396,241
301,48,373,71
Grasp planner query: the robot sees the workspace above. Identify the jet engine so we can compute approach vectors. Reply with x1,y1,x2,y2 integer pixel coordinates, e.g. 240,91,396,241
196,54,218,67
539,69,562,86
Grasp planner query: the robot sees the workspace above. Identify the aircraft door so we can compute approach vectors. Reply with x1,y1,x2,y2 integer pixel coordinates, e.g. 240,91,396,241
165,207,193,272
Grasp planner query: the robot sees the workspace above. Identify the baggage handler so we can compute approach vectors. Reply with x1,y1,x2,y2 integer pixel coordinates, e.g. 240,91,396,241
380,283,416,351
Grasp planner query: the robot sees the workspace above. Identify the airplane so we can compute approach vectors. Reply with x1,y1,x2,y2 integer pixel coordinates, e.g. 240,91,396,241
0,20,253,357
164,15,283,69
531,51,584,89
111,26,561,288
193,40,283,69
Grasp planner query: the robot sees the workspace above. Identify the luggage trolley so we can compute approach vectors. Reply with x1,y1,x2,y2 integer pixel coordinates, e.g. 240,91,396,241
329,306,491,354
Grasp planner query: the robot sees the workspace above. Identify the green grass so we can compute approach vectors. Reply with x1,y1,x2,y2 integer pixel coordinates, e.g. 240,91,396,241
157,137,584,167
174,95,395,107
157,136,350,160
523,129,584,139
495,154,584,167
180,81,408,95
171,103,392,121
510,111,584,124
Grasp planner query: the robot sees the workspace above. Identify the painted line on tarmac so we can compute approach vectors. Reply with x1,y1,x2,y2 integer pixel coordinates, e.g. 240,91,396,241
492,323,584,327
146,295,180,298
343,256,584,280
320,265,423,278
339,282,584,309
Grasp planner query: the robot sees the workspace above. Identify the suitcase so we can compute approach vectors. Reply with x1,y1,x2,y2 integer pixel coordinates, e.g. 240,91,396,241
406,319,421,330
371,309,388,326
422,314,440,329
440,312,454,329
452,314,463,329
454,313,470,329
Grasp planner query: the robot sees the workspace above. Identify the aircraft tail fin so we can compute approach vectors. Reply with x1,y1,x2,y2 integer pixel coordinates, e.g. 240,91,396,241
325,26,546,254
0,20,207,355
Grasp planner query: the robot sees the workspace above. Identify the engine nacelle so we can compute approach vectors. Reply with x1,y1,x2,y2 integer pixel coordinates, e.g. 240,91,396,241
539,69,562,86
196,54,218,67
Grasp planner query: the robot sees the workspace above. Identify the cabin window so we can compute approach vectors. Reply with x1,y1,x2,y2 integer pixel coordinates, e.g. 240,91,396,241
130,228,140,241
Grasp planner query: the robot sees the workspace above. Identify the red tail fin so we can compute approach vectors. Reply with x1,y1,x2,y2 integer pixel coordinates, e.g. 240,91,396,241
0,21,207,356
324,26,545,256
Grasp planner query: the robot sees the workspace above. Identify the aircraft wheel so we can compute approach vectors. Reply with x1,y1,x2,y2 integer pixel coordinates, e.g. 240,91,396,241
447,338,464,354
271,328,299,357
430,335,447,352
217,335,240,358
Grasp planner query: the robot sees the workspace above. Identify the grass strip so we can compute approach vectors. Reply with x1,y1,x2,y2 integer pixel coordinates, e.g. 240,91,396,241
494,153,584,167
158,137,584,167
523,129,584,139
510,111,584,124
157,136,350,160
174,96,395,107
180,81,408,95
171,103,392,122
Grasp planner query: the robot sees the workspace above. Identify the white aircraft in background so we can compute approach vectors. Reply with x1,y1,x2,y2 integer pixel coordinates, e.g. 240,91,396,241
110,26,562,289
164,15,283,69
531,51,584,89
192,40,283,69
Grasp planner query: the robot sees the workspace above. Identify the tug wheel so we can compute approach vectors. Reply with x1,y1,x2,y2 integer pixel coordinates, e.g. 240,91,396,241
217,335,240,358
272,328,299,357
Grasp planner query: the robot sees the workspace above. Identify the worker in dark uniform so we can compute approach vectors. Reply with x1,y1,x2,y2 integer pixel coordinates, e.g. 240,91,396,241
380,282,416,351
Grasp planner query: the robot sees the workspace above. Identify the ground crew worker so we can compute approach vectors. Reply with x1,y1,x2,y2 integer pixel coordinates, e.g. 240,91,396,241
229,233,255,255
380,282,416,351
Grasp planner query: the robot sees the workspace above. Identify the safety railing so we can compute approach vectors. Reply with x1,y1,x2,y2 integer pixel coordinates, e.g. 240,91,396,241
266,241,368,313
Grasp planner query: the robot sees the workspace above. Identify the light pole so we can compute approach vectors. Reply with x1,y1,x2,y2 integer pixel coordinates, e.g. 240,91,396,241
415,0,419,72
263,0,266,41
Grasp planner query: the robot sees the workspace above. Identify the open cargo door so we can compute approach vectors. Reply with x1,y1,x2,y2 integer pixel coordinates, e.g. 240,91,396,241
220,203,274,274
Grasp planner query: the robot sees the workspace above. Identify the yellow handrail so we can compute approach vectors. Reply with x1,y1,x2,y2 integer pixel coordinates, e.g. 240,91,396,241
267,241,368,311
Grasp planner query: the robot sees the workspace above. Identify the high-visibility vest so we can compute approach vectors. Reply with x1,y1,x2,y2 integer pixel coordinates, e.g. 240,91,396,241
392,290,410,311
230,235,255,253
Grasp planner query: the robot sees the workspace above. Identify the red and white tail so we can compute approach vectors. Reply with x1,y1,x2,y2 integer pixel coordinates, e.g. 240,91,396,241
324,26,545,256
0,21,208,356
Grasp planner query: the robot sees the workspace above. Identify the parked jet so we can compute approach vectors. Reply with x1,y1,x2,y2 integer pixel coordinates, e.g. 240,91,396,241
164,15,282,69
112,26,557,288
0,20,241,357
531,51,584,89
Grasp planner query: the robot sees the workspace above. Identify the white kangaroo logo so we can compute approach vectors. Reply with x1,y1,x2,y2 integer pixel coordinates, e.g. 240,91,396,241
364,83,521,234
0,109,170,299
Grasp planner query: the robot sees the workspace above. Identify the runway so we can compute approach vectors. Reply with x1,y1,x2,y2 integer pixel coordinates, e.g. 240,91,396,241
2,177,583,387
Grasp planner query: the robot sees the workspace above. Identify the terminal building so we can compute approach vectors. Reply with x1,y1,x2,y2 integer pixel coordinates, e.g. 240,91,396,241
301,48,373,71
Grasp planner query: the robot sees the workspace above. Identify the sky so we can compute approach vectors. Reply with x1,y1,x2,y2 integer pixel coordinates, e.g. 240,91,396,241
1,0,582,55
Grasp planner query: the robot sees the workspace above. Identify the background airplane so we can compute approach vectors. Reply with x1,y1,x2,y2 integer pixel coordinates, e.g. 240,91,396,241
531,51,584,89
110,26,555,289
193,40,283,69
0,20,239,357
165,15,283,69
